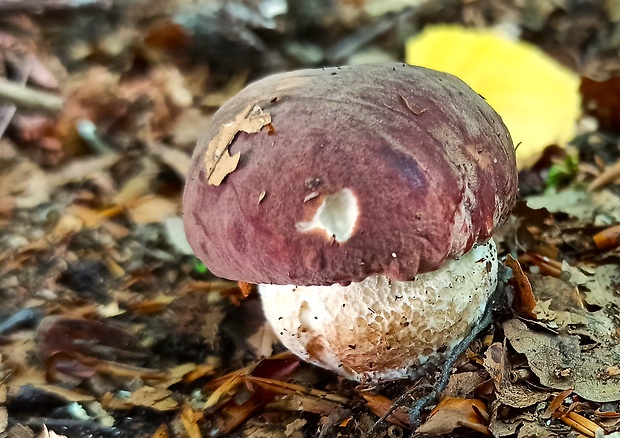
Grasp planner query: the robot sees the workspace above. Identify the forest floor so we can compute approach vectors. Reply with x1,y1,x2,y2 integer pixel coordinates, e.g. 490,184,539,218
1,1,620,437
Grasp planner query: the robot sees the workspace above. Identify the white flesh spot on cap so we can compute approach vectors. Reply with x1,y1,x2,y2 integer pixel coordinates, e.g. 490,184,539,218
296,188,359,242
259,240,498,381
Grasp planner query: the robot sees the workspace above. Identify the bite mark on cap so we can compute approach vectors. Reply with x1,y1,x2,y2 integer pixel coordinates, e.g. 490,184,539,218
296,188,359,243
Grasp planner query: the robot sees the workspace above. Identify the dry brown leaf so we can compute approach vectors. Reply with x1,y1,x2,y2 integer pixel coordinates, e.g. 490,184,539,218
39,425,68,438
69,204,129,237
417,397,490,435
0,406,6,435
204,104,271,186
126,195,179,224
483,342,548,408
126,386,178,411
266,395,347,417
169,108,212,148
52,214,84,239
126,294,176,315
150,361,216,390
46,154,119,187
589,159,620,191
181,364,217,384
579,265,620,308
205,372,244,409
361,393,410,427
237,281,253,297
7,424,35,438
246,323,278,359
542,388,573,418
1,338,47,387
515,421,552,438
503,318,620,402
152,143,192,179
527,275,587,326
247,376,347,405
0,161,50,210
443,371,488,399
113,172,156,206
505,255,537,319
151,423,170,438
181,405,203,438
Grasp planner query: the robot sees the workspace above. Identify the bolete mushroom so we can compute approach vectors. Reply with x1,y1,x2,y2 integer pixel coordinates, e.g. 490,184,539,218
183,63,517,381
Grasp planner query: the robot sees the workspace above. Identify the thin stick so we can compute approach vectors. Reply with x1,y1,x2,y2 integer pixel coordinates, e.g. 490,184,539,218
0,77,62,114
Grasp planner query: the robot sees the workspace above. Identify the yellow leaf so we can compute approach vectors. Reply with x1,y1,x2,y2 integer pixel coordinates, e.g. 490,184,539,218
406,25,580,168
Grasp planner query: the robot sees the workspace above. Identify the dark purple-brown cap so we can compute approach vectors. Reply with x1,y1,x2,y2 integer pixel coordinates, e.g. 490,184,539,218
183,63,517,286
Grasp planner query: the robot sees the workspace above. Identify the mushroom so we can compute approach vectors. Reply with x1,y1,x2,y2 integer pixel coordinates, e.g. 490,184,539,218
183,63,517,381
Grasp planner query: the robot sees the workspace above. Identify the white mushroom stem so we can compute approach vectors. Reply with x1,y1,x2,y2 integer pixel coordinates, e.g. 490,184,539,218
259,239,498,381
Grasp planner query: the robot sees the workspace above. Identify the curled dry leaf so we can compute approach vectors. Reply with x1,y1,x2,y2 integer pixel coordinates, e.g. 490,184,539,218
125,386,179,411
416,397,490,435
505,255,537,319
542,388,573,418
503,318,620,402
247,376,348,405
204,354,299,409
204,104,271,186
483,342,548,408
204,355,300,436
526,275,587,327
0,160,50,211
246,322,278,358
443,370,488,399
237,281,254,297
36,316,149,364
35,316,158,382
361,393,410,428
181,405,203,438
266,394,348,417
126,195,179,224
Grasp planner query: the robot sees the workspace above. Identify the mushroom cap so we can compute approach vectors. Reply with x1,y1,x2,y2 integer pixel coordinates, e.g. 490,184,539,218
183,63,517,286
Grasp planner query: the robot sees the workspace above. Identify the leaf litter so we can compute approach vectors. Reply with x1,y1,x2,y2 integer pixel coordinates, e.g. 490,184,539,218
1,1,620,438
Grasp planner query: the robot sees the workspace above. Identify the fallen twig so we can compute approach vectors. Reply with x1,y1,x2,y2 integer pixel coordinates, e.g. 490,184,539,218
589,160,620,191
0,77,62,114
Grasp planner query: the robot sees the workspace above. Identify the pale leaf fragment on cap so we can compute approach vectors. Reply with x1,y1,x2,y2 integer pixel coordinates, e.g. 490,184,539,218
204,103,271,186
